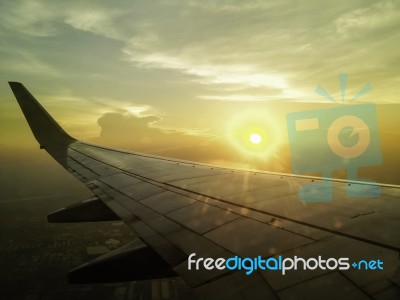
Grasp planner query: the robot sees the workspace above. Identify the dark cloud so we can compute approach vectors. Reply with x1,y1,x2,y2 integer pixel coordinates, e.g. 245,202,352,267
97,112,161,143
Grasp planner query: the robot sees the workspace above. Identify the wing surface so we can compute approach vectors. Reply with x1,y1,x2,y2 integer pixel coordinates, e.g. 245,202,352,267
9,82,400,300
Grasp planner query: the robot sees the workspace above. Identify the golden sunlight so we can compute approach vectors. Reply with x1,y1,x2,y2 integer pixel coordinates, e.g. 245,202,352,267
227,109,281,158
249,133,262,145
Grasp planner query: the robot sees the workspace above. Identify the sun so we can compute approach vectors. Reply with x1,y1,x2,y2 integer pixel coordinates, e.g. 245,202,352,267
249,133,262,145
227,109,281,158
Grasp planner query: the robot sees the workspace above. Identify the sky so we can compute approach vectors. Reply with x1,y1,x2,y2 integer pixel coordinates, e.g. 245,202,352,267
0,0,399,190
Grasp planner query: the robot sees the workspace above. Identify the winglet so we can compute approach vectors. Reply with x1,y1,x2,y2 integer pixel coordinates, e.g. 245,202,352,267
9,82,76,167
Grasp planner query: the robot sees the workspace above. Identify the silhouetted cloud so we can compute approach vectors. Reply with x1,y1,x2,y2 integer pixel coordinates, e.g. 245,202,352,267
89,111,291,172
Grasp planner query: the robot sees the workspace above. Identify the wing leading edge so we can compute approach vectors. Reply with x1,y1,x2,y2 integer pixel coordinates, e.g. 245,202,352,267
9,82,400,300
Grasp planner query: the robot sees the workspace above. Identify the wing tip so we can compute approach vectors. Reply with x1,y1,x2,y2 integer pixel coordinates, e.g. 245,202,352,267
8,81,22,86
8,82,24,92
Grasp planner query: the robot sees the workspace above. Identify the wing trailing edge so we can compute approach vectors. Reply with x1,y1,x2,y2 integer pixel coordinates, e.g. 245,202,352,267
47,197,120,223
68,238,177,283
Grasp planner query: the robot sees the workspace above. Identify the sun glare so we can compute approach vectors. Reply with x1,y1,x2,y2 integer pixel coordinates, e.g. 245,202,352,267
227,109,281,158
249,133,262,145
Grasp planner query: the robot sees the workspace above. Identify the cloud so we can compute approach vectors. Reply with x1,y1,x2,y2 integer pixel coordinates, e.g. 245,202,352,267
0,48,60,76
94,111,212,148
63,8,127,40
0,0,59,37
116,1,399,103
198,94,277,101
186,0,279,13
123,47,289,89
36,92,155,139
121,19,300,101
1,0,399,147
0,0,131,39
336,0,400,34
90,111,291,171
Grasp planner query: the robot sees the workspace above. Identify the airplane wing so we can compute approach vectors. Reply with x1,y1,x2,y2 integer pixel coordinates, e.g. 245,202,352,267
9,82,400,300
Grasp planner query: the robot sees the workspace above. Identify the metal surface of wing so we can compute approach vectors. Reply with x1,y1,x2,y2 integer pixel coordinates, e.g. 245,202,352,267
9,82,400,300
